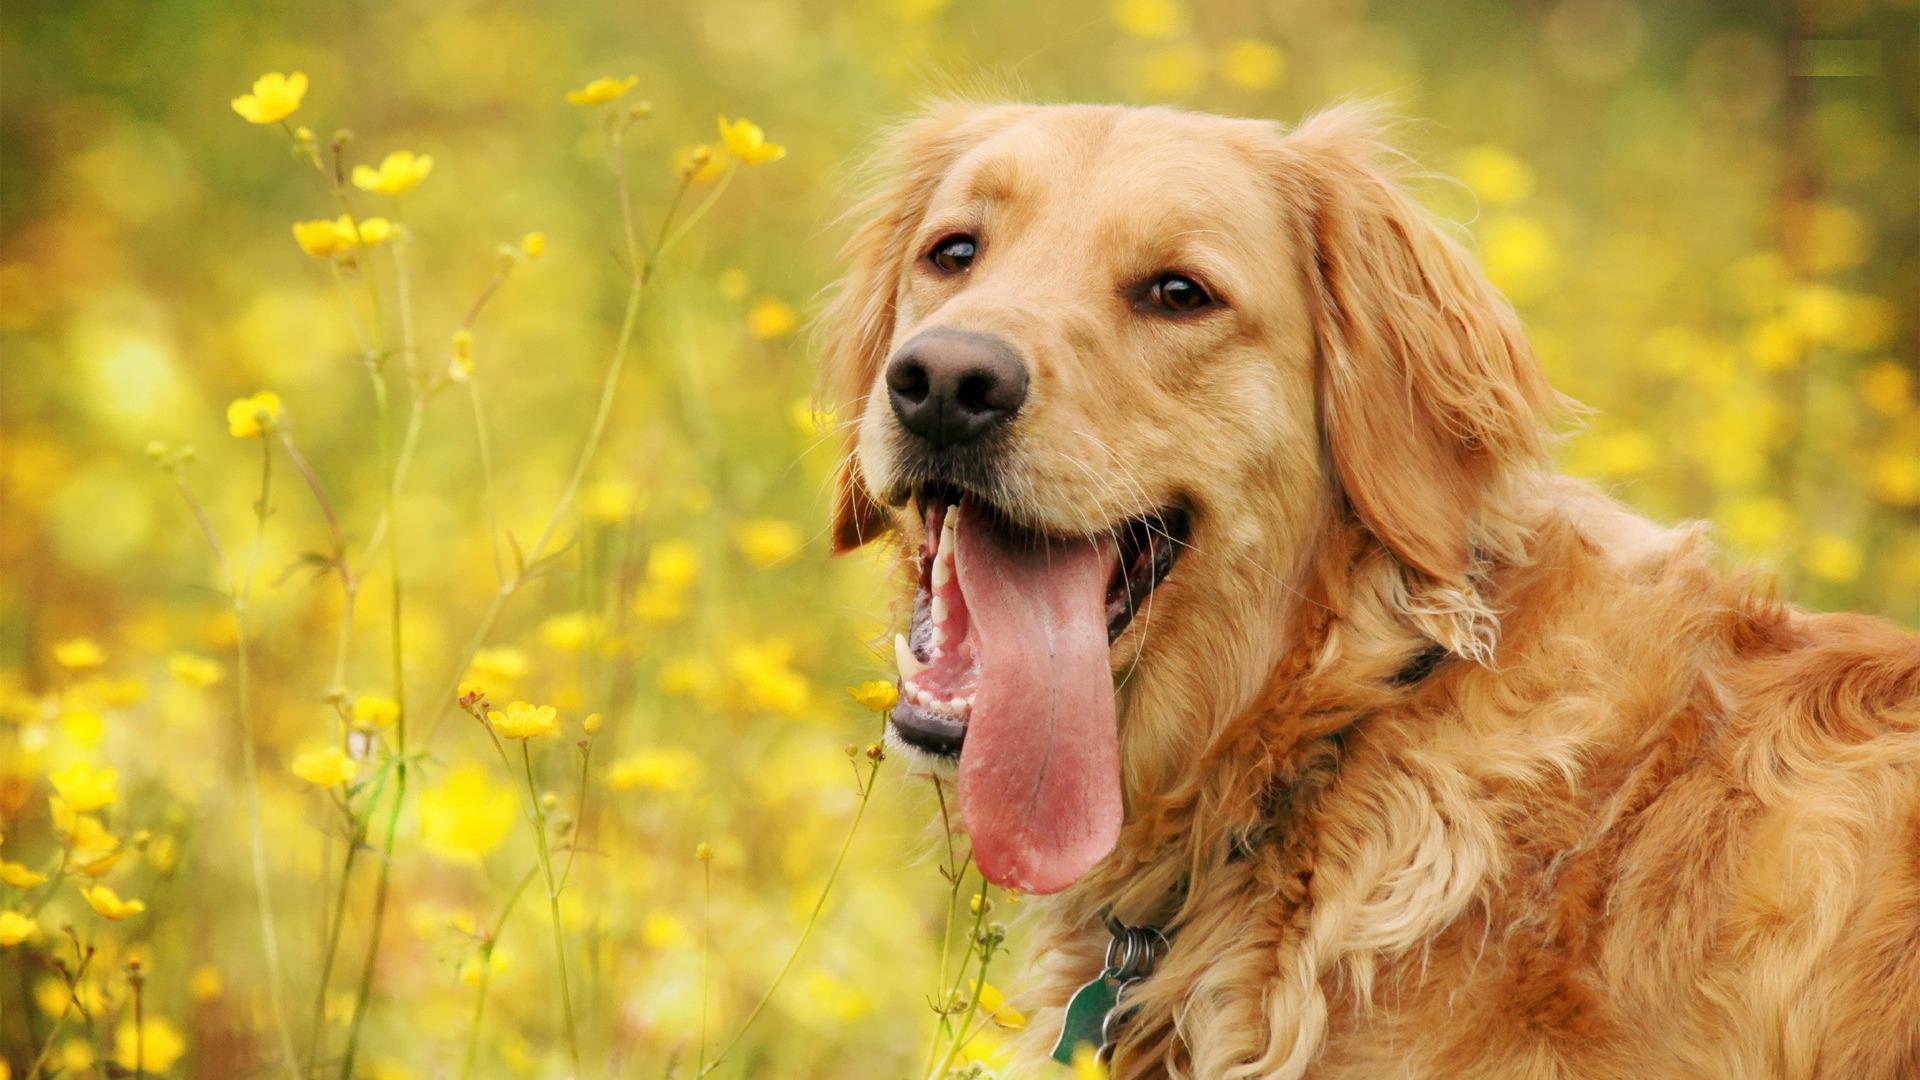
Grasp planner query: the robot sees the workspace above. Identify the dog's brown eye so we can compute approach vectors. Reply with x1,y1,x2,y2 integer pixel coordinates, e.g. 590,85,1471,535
929,235,977,274
1147,273,1211,313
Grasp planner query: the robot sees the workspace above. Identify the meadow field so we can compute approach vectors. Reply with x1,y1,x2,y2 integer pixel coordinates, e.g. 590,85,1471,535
0,0,1914,1076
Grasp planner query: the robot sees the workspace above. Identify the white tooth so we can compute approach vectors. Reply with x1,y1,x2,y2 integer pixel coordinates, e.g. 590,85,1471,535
932,627,947,648
894,633,927,681
931,595,948,624
931,553,952,587
944,503,959,530
917,688,936,707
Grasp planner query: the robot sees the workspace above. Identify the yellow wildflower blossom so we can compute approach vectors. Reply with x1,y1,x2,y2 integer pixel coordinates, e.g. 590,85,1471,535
0,911,37,946
292,215,392,258
521,231,546,258
1110,0,1188,38
565,75,638,106
632,580,689,622
673,144,728,183
189,965,224,1002
459,946,513,987
1456,145,1536,207
1859,361,1912,417
974,980,1027,1029
82,884,146,920
447,328,475,382
49,762,117,812
0,861,48,889
487,700,557,740
52,637,105,671
646,540,700,588
734,517,803,567
729,638,808,714
717,115,786,164
746,297,798,340
606,747,704,792
114,1017,187,1073
1071,1042,1109,1079
695,841,714,862
418,761,516,862
291,746,357,789
1218,39,1286,91
167,652,223,687
226,391,284,438
352,150,434,196
467,646,531,689
230,71,307,124
350,694,400,730
539,612,595,652
583,480,638,523
1804,534,1862,585
848,681,899,713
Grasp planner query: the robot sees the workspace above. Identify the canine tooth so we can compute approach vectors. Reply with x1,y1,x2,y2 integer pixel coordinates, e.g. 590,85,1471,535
931,595,948,624
894,633,927,681
944,503,959,530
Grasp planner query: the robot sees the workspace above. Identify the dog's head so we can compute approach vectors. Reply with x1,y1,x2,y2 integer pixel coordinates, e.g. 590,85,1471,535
820,102,1555,894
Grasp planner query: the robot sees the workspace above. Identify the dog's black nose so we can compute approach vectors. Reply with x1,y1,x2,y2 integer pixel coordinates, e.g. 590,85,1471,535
885,329,1029,450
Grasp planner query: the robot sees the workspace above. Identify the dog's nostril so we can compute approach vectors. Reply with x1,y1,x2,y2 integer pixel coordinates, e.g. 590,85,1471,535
955,372,994,413
888,359,931,404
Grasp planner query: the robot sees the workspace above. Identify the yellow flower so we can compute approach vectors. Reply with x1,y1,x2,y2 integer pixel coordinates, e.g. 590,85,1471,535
1804,534,1862,585
1218,39,1286,91
647,541,700,588
734,518,804,567
540,612,601,653
226,391,284,438
717,116,786,164
1860,361,1913,417
167,652,224,687
1480,214,1559,302
350,695,400,731
291,215,391,258
565,75,638,106
1110,0,1188,38
50,798,119,861
52,637,105,671
1455,145,1536,208
459,946,513,987
583,480,638,523
695,841,714,862
49,762,118,812
746,297,798,340
82,884,146,921
1135,42,1208,97
581,712,603,735
189,964,225,1002
673,144,728,183
0,861,48,889
487,700,557,740
728,638,808,714
606,747,704,793
521,232,546,258
352,150,434,196
447,328,475,382
0,911,37,946
114,1017,187,1073
973,980,1027,1029
467,646,531,690
1071,1042,1109,1079
1871,453,1920,507
231,71,308,124
418,762,516,861
291,746,357,789
848,680,899,713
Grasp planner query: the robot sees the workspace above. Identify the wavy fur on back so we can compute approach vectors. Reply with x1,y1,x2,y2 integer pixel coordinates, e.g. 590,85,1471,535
818,101,1920,1078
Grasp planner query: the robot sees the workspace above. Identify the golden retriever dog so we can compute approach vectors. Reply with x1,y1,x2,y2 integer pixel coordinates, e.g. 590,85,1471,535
817,101,1920,1079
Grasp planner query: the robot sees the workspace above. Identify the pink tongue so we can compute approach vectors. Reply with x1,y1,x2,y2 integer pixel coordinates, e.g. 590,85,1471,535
953,506,1121,894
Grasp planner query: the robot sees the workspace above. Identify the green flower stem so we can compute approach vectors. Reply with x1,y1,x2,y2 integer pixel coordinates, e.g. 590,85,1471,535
304,764,389,1076
520,740,581,1072
461,865,541,1080
235,433,301,1079
927,877,996,1080
700,754,884,1077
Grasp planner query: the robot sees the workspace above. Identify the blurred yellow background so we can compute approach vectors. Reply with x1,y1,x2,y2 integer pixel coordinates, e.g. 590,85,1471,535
1,0,1914,1076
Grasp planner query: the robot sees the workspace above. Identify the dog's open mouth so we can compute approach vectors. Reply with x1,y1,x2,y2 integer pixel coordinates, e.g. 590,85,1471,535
889,484,1188,893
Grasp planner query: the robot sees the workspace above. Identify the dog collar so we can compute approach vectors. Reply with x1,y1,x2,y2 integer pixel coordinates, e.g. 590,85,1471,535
1050,911,1169,1065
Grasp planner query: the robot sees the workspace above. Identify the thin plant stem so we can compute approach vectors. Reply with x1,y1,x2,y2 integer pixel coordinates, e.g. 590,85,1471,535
461,865,541,1080
24,945,93,1080
927,877,996,1080
521,740,581,1071
700,755,883,1077
234,432,302,1079
304,764,389,1076
696,853,713,1077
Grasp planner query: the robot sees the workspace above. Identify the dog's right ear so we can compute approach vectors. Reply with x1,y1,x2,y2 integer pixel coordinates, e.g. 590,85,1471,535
817,102,1029,554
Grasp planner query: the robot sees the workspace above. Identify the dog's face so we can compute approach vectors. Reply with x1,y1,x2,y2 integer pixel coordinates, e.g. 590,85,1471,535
821,104,1552,894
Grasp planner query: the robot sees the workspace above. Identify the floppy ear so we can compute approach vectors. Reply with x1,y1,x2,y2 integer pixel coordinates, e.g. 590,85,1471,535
817,101,1030,554
1277,104,1557,587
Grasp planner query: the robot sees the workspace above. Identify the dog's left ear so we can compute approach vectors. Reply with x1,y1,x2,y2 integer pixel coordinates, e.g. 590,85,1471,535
1275,104,1559,590
816,101,1031,554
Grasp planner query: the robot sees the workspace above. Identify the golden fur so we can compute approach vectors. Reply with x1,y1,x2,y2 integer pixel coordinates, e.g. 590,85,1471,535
819,102,1920,1078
